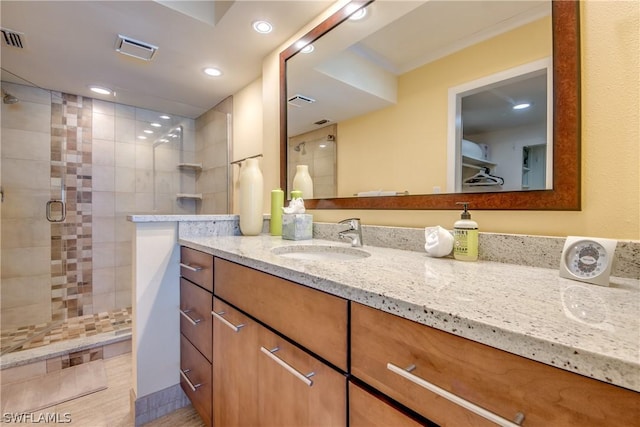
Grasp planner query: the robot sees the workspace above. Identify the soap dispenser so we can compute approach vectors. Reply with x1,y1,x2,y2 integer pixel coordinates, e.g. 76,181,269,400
453,202,478,261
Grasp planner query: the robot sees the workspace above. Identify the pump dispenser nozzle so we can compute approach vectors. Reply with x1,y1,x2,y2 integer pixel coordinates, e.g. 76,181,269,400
453,201,478,261
456,201,471,220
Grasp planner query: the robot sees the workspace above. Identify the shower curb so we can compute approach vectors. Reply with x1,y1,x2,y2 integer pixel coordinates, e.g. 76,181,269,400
0,331,131,378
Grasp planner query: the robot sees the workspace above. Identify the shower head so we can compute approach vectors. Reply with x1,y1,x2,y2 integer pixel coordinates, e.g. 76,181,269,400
2,90,18,104
294,142,306,155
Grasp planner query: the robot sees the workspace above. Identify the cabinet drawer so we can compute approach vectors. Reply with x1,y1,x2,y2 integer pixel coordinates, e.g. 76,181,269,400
214,258,348,371
349,382,424,427
180,278,212,362
180,246,213,292
180,334,212,427
351,302,639,427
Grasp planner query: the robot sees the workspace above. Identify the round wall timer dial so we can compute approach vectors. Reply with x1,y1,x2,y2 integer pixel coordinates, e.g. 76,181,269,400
559,236,617,287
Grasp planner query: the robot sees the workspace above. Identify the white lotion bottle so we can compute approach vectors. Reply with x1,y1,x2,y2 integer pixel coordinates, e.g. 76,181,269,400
239,158,264,236
453,202,478,261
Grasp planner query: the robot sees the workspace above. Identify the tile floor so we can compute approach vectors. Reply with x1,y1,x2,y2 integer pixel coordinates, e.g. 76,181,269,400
1,308,132,355
1,353,205,426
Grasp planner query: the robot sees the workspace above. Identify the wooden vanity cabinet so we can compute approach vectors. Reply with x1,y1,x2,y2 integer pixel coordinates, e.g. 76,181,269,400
179,247,214,426
212,259,348,427
351,302,640,427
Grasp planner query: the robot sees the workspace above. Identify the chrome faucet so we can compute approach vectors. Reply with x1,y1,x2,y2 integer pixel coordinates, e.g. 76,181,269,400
338,218,363,247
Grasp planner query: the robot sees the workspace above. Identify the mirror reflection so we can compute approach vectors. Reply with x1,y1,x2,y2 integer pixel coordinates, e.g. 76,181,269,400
286,0,552,199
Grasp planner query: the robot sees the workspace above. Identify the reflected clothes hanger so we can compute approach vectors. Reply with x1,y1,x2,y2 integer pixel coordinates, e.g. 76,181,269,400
463,167,504,186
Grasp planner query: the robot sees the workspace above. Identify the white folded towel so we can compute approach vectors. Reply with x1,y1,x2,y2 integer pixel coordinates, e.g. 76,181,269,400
356,190,404,197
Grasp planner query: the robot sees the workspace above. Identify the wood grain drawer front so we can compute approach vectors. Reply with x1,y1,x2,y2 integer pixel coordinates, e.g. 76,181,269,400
258,325,347,426
180,278,212,362
180,246,213,292
180,334,212,427
349,382,424,427
351,303,640,427
214,257,348,371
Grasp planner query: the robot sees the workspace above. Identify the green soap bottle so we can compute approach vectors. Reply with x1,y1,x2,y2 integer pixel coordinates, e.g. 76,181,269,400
270,189,284,236
453,202,478,261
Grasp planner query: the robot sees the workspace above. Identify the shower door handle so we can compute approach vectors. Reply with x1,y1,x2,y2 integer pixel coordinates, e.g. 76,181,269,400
46,200,66,222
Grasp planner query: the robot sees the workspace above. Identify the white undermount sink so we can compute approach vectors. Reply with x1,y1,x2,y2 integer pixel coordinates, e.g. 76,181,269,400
271,245,370,261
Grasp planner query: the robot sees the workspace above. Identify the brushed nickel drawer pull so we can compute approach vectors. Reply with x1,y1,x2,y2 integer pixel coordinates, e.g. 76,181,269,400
180,262,203,272
180,369,202,392
179,309,202,326
387,363,524,427
211,310,244,332
260,346,315,387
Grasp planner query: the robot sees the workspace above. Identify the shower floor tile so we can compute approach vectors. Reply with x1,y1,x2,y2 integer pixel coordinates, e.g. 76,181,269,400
0,307,131,355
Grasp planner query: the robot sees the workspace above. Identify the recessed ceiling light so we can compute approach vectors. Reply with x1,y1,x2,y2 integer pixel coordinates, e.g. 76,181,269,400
204,67,222,77
300,44,314,54
253,20,273,34
144,129,153,134
513,103,531,110
150,122,161,127
137,135,147,140
89,86,113,95
347,6,367,20
160,115,171,120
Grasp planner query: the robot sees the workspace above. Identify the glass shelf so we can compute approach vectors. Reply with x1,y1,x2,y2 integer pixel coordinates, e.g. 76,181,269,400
176,193,202,200
177,163,203,171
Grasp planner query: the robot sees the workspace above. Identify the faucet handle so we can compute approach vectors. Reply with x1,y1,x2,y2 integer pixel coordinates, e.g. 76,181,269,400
338,217,361,229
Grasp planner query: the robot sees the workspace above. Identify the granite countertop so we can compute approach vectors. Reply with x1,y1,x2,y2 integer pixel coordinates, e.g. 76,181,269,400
179,234,640,392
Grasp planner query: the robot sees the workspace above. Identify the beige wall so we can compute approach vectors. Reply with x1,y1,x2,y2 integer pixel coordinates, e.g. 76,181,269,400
239,0,639,240
338,17,550,197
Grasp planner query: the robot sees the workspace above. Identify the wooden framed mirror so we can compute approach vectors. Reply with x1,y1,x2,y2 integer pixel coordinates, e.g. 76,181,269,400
279,0,580,210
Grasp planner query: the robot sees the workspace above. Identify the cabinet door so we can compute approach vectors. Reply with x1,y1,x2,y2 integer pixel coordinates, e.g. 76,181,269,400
257,323,347,427
349,382,424,427
212,298,260,427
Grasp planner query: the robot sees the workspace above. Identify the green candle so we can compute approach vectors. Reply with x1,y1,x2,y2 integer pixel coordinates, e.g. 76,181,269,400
270,188,284,236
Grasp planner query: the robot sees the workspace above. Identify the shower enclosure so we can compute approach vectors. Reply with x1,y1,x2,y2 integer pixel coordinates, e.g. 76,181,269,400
1,81,229,357
287,123,337,199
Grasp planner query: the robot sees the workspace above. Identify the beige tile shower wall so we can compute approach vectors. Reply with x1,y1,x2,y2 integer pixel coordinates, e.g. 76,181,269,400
287,124,337,198
91,101,196,312
196,96,231,214
1,83,196,329
1,83,53,328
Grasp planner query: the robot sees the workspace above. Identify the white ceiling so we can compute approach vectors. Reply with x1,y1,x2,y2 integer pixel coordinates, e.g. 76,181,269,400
0,0,333,119
286,0,551,137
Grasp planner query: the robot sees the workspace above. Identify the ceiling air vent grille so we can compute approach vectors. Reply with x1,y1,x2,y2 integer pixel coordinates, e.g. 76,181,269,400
288,94,316,108
1,28,25,48
115,34,158,61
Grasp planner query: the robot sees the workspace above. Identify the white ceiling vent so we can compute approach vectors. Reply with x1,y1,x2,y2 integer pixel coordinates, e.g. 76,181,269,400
1,28,25,48
287,94,316,108
115,35,158,61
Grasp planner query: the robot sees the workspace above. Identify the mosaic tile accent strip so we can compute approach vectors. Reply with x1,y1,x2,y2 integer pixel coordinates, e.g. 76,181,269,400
0,307,132,355
50,92,93,321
